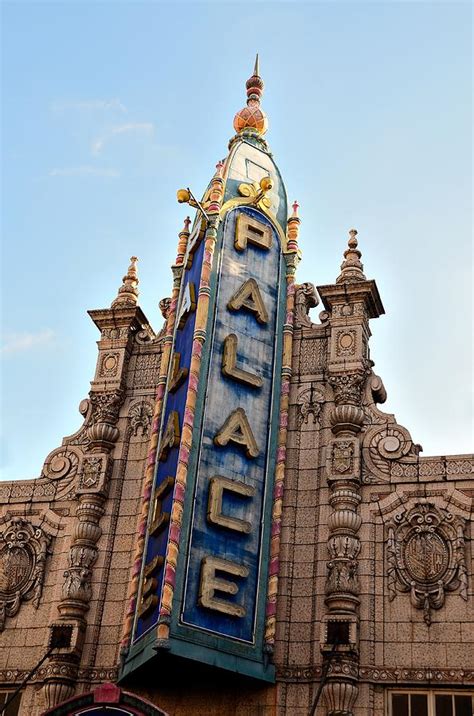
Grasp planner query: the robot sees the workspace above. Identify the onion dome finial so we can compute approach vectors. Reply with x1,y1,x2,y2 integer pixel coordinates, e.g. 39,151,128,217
233,54,268,137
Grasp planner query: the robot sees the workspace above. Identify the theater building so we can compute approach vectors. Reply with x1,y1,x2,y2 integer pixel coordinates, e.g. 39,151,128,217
1,59,473,716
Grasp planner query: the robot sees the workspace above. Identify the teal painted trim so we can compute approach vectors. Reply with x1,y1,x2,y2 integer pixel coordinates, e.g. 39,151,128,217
120,634,275,685
165,635,276,683
119,630,158,681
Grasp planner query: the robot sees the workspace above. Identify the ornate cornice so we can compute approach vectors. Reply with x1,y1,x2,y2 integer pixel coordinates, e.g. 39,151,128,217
274,664,474,685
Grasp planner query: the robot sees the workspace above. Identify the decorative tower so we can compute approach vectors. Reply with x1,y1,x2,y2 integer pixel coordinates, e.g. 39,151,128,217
120,58,299,683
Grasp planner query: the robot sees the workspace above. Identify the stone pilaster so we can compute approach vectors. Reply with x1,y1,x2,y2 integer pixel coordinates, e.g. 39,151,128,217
42,260,152,709
317,231,384,716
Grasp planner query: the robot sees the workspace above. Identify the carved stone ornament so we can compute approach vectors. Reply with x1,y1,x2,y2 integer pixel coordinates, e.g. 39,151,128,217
387,501,468,625
326,559,359,596
129,400,153,437
89,389,123,425
363,423,420,483
296,383,325,426
329,371,367,406
98,351,120,377
330,439,358,476
294,282,319,328
135,325,157,345
0,518,52,630
41,446,82,500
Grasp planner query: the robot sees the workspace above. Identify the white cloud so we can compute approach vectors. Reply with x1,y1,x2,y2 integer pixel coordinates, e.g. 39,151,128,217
49,166,120,178
51,98,127,113
1,330,55,356
91,122,154,155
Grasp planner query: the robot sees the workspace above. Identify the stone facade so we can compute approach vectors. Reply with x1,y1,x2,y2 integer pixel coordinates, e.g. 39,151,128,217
1,64,472,716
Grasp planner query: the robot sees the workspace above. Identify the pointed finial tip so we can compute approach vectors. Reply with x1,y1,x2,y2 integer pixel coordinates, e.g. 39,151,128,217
233,54,267,136
292,200,299,217
183,216,191,231
254,53,260,77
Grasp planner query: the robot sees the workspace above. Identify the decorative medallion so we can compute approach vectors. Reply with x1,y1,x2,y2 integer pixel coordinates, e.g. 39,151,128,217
336,330,356,357
387,501,468,624
99,352,120,378
332,441,355,474
0,518,52,630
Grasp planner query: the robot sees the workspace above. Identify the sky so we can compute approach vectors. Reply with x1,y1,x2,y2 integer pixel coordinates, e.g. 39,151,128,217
1,0,472,480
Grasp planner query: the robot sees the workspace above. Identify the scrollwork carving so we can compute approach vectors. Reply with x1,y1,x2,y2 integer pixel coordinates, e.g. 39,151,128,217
41,447,82,500
362,423,420,483
294,282,319,328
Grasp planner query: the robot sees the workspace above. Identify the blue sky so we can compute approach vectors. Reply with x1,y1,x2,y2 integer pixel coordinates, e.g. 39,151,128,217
1,1,472,480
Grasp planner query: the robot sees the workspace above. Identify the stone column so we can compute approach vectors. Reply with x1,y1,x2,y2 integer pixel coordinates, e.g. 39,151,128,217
42,259,152,709
317,231,385,716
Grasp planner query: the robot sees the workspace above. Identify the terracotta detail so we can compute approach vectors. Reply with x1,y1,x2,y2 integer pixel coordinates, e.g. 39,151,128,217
0,518,52,630
386,500,468,624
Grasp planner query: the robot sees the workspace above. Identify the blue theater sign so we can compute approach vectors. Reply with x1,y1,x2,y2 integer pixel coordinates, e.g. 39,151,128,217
126,174,288,681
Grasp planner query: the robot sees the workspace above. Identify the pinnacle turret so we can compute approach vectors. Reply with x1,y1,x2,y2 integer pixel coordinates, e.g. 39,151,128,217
336,229,366,284
111,256,139,308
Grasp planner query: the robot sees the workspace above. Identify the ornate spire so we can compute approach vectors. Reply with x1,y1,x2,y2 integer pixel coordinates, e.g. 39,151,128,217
336,229,366,284
111,256,139,308
233,54,268,137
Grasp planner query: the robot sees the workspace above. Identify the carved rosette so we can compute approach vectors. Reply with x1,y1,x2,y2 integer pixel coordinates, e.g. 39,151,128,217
387,501,468,625
0,518,52,630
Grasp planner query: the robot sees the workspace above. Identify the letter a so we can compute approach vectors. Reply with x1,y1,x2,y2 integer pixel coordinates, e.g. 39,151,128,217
227,278,269,324
214,408,259,458
159,411,180,461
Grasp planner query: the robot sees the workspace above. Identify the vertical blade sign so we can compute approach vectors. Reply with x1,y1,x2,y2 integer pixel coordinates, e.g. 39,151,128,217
133,217,204,641
180,205,284,648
